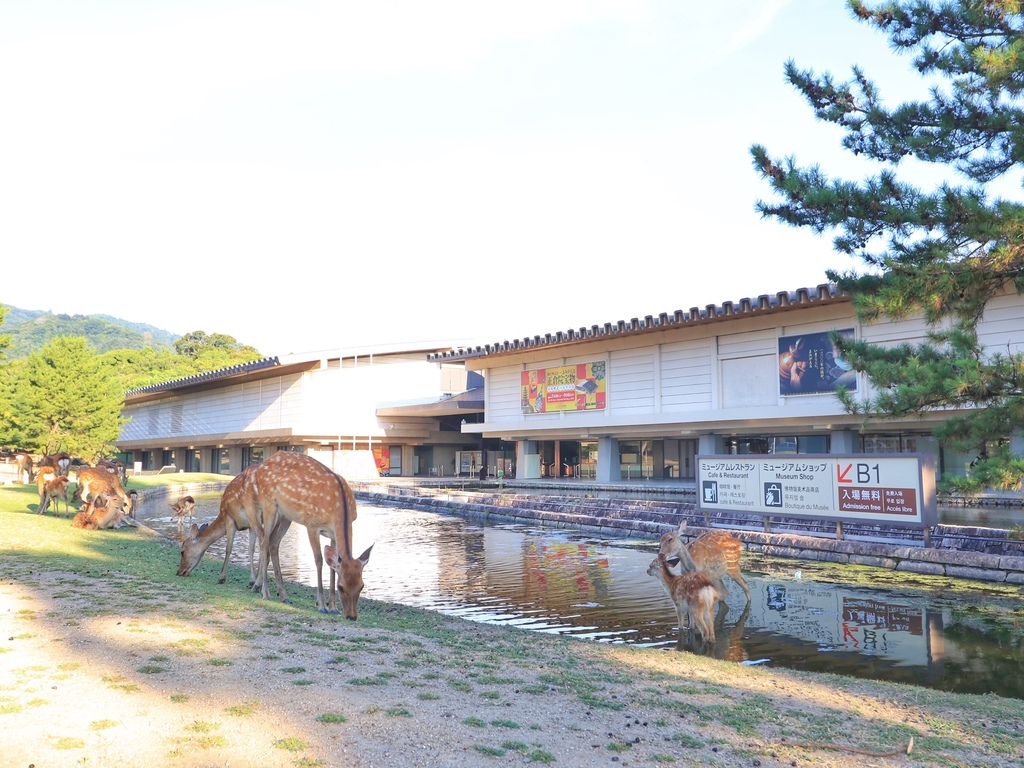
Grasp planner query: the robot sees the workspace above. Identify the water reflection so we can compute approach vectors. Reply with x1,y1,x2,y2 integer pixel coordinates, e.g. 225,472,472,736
147,493,1024,699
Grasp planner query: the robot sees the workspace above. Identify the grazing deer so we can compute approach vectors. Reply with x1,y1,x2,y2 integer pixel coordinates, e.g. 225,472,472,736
73,467,135,518
658,524,750,604
171,495,196,525
14,452,33,483
38,474,71,516
647,556,718,644
252,451,372,619
71,494,139,530
178,466,266,586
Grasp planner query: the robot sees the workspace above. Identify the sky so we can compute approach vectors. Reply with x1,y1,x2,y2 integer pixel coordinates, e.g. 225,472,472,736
0,1,959,357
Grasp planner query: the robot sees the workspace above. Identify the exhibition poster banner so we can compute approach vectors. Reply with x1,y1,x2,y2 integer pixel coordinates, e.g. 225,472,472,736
696,453,937,527
779,329,858,395
522,362,606,414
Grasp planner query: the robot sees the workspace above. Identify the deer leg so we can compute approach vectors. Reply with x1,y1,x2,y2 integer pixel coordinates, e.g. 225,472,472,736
304,527,331,613
221,520,237,585
730,567,752,602
257,509,277,600
267,516,291,603
711,576,729,604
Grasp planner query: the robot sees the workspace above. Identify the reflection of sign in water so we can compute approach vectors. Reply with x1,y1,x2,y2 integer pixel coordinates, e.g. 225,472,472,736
766,585,787,611
522,541,611,600
843,598,923,635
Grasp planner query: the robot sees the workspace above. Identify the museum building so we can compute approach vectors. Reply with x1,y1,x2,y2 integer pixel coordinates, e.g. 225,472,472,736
115,283,1023,484
431,283,1024,485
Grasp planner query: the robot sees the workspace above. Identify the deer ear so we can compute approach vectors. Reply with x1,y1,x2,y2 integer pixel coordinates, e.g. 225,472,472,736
324,544,340,567
357,544,373,565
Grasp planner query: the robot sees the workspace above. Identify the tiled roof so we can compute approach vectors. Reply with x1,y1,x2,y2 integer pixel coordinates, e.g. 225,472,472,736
124,357,281,396
427,284,846,362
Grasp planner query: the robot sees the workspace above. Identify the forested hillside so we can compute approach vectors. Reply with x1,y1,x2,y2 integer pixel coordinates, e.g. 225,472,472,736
2,307,177,359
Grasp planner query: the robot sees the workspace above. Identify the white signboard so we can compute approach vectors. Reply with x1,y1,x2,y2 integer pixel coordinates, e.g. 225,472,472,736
697,453,937,527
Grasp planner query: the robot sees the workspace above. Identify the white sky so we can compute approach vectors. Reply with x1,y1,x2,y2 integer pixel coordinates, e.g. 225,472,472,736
0,1,967,357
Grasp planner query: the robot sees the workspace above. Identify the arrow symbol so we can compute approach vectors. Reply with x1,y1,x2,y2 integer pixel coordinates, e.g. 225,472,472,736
837,464,853,483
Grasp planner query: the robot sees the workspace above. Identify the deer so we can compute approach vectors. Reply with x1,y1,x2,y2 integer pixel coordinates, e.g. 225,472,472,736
251,451,372,619
96,458,127,485
71,494,139,530
38,473,71,516
178,465,267,586
72,466,135,518
41,452,71,477
647,556,718,644
14,452,33,483
657,523,751,605
171,495,196,525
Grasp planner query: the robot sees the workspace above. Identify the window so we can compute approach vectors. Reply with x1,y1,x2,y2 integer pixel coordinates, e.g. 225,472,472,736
243,447,265,469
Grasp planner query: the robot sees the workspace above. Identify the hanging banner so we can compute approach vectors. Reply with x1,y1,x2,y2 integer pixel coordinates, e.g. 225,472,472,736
779,329,858,395
521,362,606,414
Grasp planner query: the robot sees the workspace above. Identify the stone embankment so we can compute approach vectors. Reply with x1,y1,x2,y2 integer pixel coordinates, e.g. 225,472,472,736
353,483,1024,586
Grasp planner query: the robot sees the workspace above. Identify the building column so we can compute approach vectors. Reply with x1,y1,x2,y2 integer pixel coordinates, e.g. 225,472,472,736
830,430,858,454
596,437,619,482
516,440,541,479
698,434,724,456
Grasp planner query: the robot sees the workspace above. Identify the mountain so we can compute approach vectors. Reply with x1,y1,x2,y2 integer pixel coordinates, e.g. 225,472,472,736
1,306,178,359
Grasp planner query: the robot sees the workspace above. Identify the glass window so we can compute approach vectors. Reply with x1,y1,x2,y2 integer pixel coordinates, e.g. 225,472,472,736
243,447,265,469
217,449,231,474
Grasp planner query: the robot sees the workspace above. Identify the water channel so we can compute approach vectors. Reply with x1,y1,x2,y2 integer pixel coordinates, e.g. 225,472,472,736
143,493,1024,700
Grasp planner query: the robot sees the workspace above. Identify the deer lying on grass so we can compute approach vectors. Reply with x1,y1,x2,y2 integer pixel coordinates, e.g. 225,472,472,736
171,496,195,525
657,523,750,604
72,494,139,530
37,473,71,516
252,451,372,619
178,466,266,586
647,556,718,644
73,467,135,518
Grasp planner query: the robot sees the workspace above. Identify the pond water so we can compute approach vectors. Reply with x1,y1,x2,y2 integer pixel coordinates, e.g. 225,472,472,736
145,493,1024,699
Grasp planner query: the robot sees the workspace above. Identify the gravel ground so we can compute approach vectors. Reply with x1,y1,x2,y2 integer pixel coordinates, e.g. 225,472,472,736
2,546,1021,767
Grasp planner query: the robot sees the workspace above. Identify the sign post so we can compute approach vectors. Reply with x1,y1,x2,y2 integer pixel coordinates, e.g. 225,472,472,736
696,454,937,538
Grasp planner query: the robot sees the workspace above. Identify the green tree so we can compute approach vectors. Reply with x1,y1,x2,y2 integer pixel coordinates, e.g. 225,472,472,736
10,336,125,459
173,330,260,361
751,0,1024,491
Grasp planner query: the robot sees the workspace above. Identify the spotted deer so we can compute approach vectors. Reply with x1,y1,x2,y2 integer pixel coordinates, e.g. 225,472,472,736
647,556,718,644
71,494,139,530
178,465,266,586
252,452,372,619
73,467,134,517
657,524,750,604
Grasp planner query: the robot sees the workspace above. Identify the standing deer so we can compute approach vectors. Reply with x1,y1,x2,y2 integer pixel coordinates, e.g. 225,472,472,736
38,473,71,516
73,467,135,518
252,452,372,619
657,524,751,604
14,452,33,483
171,496,196,525
647,556,718,644
178,466,266,586
41,452,71,477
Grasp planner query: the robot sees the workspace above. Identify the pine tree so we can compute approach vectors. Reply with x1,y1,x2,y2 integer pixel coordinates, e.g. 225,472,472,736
751,0,1024,491
11,336,126,460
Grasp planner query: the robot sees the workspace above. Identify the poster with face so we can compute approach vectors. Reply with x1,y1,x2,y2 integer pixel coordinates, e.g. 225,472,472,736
779,329,858,395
